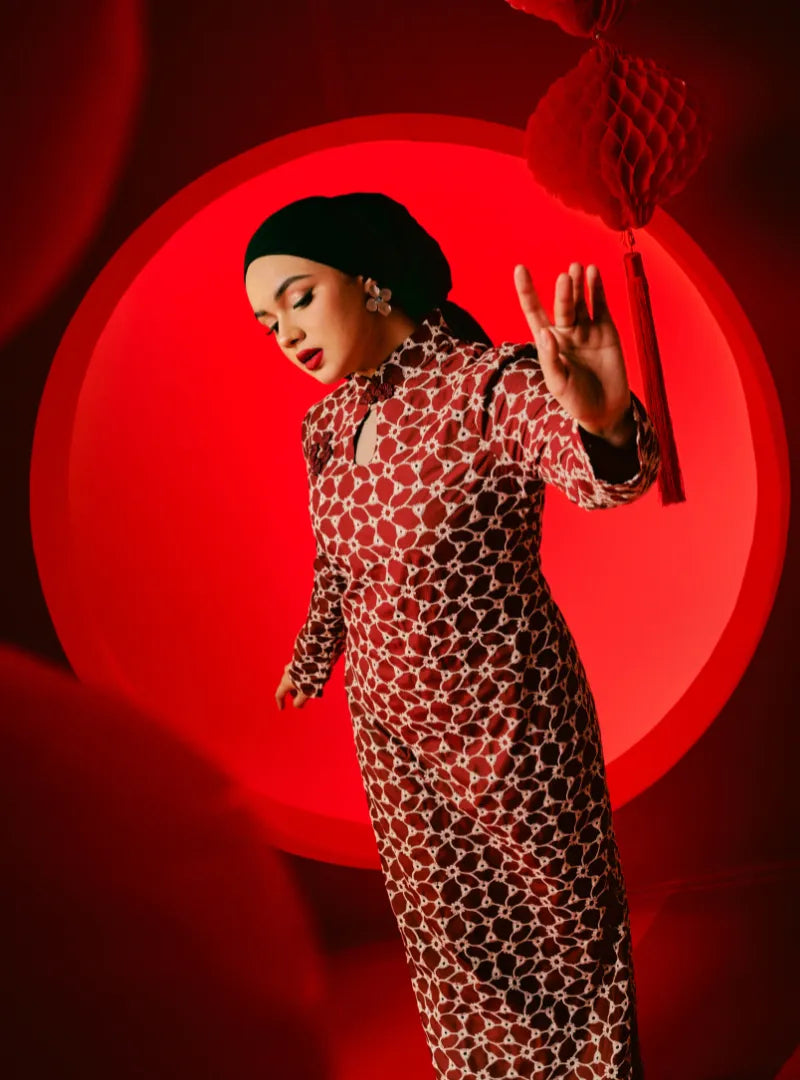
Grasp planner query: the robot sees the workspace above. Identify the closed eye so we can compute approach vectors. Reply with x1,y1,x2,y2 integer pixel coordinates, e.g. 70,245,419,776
293,288,313,310
264,289,314,336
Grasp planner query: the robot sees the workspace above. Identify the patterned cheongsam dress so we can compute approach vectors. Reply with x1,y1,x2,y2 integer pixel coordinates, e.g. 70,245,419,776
287,307,661,1080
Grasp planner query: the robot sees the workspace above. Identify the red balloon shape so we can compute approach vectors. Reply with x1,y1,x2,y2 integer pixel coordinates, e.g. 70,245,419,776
0,0,144,344
0,644,329,1079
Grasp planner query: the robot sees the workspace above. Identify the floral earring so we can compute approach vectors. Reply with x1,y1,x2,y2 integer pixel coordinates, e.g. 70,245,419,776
365,279,392,316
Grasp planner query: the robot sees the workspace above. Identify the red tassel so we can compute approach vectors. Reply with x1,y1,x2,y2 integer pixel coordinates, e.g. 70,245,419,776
622,242,686,505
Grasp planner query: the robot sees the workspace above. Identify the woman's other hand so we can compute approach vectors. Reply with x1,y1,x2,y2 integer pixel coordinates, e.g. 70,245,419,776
514,262,635,445
276,662,311,710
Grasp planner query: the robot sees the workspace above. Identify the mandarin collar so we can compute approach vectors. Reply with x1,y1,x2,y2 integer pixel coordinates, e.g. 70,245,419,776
343,307,453,389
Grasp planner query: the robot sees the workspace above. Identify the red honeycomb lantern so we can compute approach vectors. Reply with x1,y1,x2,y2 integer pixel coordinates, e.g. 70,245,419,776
525,39,712,503
504,0,637,36
525,39,711,231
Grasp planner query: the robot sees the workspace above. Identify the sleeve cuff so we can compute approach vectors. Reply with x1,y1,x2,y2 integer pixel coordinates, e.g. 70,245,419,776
286,663,326,699
576,399,643,484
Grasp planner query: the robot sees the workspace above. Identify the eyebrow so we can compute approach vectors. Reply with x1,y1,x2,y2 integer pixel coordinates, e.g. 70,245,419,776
253,274,313,319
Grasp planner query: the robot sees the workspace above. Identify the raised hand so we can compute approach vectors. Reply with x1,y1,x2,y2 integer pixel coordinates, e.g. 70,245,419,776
514,262,635,444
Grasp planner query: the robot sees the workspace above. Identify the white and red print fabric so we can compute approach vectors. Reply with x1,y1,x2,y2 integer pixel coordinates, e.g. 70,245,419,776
288,309,660,1079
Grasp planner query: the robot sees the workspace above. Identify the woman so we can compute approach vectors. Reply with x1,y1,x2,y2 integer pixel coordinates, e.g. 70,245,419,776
244,192,659,1080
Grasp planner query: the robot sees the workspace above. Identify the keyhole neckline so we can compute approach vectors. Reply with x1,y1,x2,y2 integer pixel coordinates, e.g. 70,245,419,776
352,404,381,468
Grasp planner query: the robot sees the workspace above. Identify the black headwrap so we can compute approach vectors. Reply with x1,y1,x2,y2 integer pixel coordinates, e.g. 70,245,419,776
243,193,492,345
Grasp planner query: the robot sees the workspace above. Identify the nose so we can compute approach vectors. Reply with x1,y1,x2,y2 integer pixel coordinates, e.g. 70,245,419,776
276,319,302,349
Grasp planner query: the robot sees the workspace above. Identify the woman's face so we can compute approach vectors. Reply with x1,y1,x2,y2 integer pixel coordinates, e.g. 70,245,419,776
245,253,392,384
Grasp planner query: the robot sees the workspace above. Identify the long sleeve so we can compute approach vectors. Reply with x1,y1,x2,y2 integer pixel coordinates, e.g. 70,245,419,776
479,342,661,510
286,545,347,698
286,413,348,698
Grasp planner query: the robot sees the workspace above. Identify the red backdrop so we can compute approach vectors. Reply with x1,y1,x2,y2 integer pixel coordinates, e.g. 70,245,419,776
2,2,798,1078
30,117,788,870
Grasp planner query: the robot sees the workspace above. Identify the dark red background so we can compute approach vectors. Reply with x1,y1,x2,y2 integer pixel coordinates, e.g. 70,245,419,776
2,1,798,1077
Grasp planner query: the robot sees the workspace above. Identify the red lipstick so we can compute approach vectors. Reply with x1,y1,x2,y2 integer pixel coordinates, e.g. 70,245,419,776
297,349,323,371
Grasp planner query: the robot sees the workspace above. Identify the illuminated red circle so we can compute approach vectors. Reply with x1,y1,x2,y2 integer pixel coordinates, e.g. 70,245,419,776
31,115,789,868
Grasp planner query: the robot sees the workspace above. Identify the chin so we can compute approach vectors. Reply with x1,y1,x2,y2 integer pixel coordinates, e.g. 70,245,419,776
315,359,344,385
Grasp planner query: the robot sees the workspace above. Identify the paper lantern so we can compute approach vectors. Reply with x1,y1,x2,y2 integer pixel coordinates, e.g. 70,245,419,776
525,38,712,502
504,0,637,36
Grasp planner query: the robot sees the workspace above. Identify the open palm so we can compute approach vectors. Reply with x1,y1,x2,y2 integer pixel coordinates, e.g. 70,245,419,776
514,261,632,437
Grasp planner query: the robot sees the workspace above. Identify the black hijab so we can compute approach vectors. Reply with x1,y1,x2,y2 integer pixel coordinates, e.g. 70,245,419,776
243,192,492,346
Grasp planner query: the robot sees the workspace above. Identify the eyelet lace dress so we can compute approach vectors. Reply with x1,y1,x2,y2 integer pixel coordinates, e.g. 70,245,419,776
287,308,660,1080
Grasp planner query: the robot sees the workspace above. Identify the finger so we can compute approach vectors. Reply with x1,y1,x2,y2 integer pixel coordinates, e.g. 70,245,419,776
535,326,569,398
586,264,609,323
514,263,550,338
553,271,575,328
278,676,296,710
569,262,590,324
